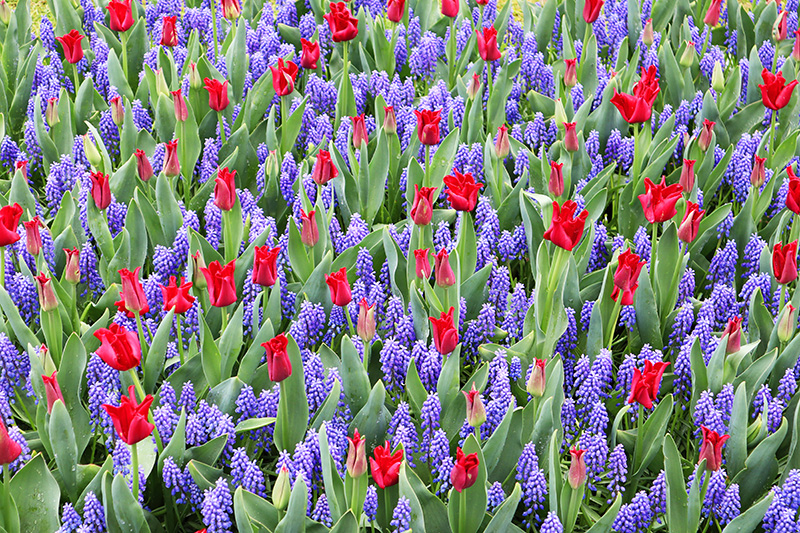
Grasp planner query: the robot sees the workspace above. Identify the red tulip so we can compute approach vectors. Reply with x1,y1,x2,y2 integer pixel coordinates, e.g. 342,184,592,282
90,172,111,210
776,10,788,41
204,78,230,111
351,114,368,148
543,200,588,251
64,247,81,284
759,69,798,110
722,317,743,354
325,267,352,307
567,448,587,489
414,109,441,145
0,421,21,465
773,241,798,285
495,124,510,158
786,166,800,214
300,39,320,70
164,139,181,178
262,333,292,383
467,74,482,100
476,27,501,62
220,0,241,19
434,248,456,288
300,209,319,247
387,0,405,22
697,119,715,151
109,96,124,126
106,0,133,32
703,0,721,25
793,30,800,61
357,298,376,341
160,16,178,46
346,429,367,477
441,0,459,17
677,202,705,243
103,386,155,445
0,203,21,248
414,248,432,279
119,267,149,315
160,276,195,314
312,150,338,186
252,246,280,288
680,159,696,192
626,360,670,409
214,167,237,211
134,149,154,181
526,358,546,397
583,0,604,23
463,383,486,428
56,30,84,63
42,371,64,414
429,307,459,355
383,106,397,134
410,184,437,225
24,216,43,256
15,159,28,179
564,122,579,152
638,177,683,223
270,58,298,97
610,89,656,123
564,59,577,87
751,155,766,188
612,249,645,305
444,170,483,212
172,89,188,122
698,426,729,471
324,2,359,42
201,260,238,307
369,441,403,488
94,323,141,371
549,161,564,197
450,448,479,492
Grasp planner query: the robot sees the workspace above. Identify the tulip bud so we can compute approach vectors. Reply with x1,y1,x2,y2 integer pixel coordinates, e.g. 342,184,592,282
526,359,546,397
563,122,579,152
549,161,564,197
414,248,432,279
357,298,376,342
434,248,456,288
191,251,208,290
747,415,763,445
697,119,715,152
46,97,60,126
793,30,800,62
383,106,397,134
642,18,654,46
265,150,279,180
172,89,188,122
155,68,170,97
35,273,59,312
346,430,367,478
83,134,103,168
42,371,65,414
494,125,510,159
63,247,80,284
463,383,486,428
14,160,27,181
554,99,568,130
567,449,587,489
751,155,766,188
778,304,797,342
680,159,696,192
134,149,154,181
39,345,57,376
564,59,577,88
110,96,124,126
722,317,743,354
712,62,725,93
680,41,696,68
272,466,291,510
300,209,319,247
24,217,43,256
467,73,482,100
189,62,202,90
0,0,11,25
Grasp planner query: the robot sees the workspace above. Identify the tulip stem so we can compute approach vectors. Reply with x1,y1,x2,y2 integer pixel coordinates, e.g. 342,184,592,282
649,222,658,288
3,463,9,495
424,145,431,187
210,0,219,63
73,64,80,93
218,111,227,143
131,442,140,502
606,296,622,350
221,308,229,332
781,284,787,313
176,314,185,367
345,306,357,339
121,32,129,82
128,369,146,404
0,247,5,289
767,110,777,169
134,312,149,363
458,489,467,533
447,18,456,87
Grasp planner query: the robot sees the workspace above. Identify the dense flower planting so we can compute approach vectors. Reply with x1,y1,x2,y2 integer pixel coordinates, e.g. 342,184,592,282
0,0,800,531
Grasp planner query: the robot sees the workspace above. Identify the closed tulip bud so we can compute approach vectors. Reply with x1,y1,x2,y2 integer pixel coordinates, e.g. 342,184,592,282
462,383,486,428
273,466,291,510
680,41,696,68
14,160,27,181
191,251,208,290
134,149,154,181
63,247,80,284
778,304,797,342
0,0,11,25
751,155,766,188
39,345,56,376
300,209,319,247
189,62,202,89
697,119,715,151
712,62,725,92
554,99,568,130
680,159,696,192
357,298,376,341
774,10,788,41
383,106,397,134
0,421,21,466
563,122,579,152
42,371,65,414
172,89,188,122
24,217,43,256
467,73,482,100
526,359,546,396
346,429,367,478
677,202,705,243
155,68,170,97
793,31,800,62
90,171,111,210
164,139,181,178
414,248,432,279
46,97,59,126
35,273,59,312
495,125,510,159
642,18,654,46
221,0,241,20
83,134,102,168
722,317,743,354
549,161,564,197
110,96,124,126
564,59,577,88
567,449,587,489
265,150,279,179
434,248,456,288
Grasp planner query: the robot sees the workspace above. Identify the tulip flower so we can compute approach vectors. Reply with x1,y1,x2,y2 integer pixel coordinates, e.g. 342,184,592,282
103,386,154,445
300,39,320,69
751,155,766,188
610,89,657,124
612,249,645,305
203,78,230,111
191,251,208,289
24,216,43,256
0,421,22,465
429,307,459,355
549,161,564,197
0,203,21,249
722,317,743,354
311,150,337,186
463,383,486,428
346,429,367,477
273,466,291,510
703,0,721,25
160,16,178,47
369,441,403,488
773,241,798,285
324,2,359,42
270,58,298,97
357,298,376,341
214,167,237,211
794,30,800,62
42,371,64,414
64,247,80,284
300,209,319,247
163,139,181,178
106,0,133,32
134,149,154,181
387,0,405,23
325,268,352,307
642,18,654,45
444,170,483,212
775,10,788,41
410,184,437,225
697,119,715,151
583,0,604,23
778,304,797,342
172,89,188,122
698,426,729,471
680,159,696,192
567,448,587,489
677,202,705,243
46,98,59,126
627,360,669,409
526,359,546,397
252,246,280,288
564,59,577,88
414,248,432,279
56,30,84,63
543,200,588,251
563,122,579,152
467,74,482,99
476,27,501,62
35,273,58,312
788,167,800,214
90,172,111,210
638,177,683,224
220,0,240,19
759,69,798,110
94,323,141,371
414,109,441,145
201,260,237,307
351,114,368,148
160,276,195,314
441,0,459,18
262,333,292,383
383,106,397,134
119,267,149,315
494,125,510,158
450,448,480,492
434,248,456,288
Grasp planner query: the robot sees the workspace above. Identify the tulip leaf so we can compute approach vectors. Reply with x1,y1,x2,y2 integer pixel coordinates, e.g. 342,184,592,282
49,400,79,502
274,334,308,454
318,424,347,522
143,310,173,394
274,473,307,533
8,454,59,532
234,487,281,533
447,433,487,533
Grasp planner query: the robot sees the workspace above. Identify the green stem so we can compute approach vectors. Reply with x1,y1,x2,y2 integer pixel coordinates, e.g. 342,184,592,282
607,295,623,350
121,32,129,82
221,307,229,332
494,155,503,205
781,284,787,313
210,0,219,63
424,145,431,187
650,222,658,288
73,64,80,94
131,442,140,502
218,111,227,143
176,314,185,366
448,18,456,87
542,247,568,332
767,110,778,169
134,312,149,363
128,369,146,402
1,246,5,288
345,306,357,338
458,489,467,533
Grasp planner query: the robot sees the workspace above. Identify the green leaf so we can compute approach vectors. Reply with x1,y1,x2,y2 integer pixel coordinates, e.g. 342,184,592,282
585,492,624,533
111,473,149,532
447,433,487,533
144,310,174,394
200,314,222,388
8,454,60,533
663,434,688,532
721,492,774,532
275,474,307,533
484,483,522,533
49,400,79,502
274,334,309,454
